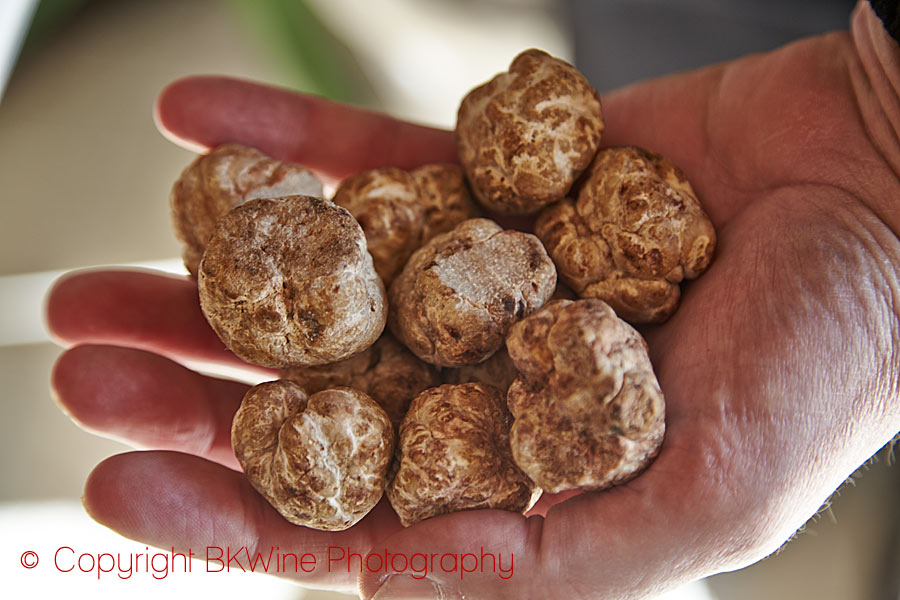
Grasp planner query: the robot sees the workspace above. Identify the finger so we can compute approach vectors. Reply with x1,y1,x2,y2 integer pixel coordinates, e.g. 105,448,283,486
356,509,540,600
154,76,459,182
52,344,249,468
84,451,404,592
45,268,266,373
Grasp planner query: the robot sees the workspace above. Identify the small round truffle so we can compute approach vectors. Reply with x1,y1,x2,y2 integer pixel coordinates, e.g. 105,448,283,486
387,383,540,526
506,299,665,493
389,218,556,367
332,164,479,286
198,195,386,368
231,380,394,531
171,144,323,276
280,334,440,428
456,48,604,215
535,146,716,323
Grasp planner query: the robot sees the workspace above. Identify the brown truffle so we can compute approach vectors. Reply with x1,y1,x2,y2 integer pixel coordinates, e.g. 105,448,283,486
389,218,556,367
171,144,323,276
280,334,440,428
535,146,716,323
456,48,604,215
231,380,393,531
505,299,665,493
332,164,478,286
198,195,386,368
387,383,540,526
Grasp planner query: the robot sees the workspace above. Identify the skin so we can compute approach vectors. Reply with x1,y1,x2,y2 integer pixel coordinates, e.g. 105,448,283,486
46,2,900,598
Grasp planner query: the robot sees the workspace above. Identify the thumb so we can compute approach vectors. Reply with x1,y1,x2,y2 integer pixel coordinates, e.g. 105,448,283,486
356,427,786,600
356,510,544,600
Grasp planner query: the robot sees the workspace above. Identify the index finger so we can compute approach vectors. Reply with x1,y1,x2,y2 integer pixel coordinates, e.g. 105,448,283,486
154,76,459,181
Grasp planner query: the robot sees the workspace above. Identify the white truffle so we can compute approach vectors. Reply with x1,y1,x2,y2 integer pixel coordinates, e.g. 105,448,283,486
536,146,716,323
232,380,394,531
387,383,539,526
198,195,386,368
171,144,323,276
456,49,604,215
388,218,556,367
332,164,478,286
506,299,665,493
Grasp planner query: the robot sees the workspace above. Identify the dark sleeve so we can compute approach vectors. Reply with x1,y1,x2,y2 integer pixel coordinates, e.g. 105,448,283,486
869,0,900,43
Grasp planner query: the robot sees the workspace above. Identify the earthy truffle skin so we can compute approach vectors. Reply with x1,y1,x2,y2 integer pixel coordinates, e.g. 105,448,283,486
387,383,540,526
280,334,440,427
506,299,665,493
198,195,387,368
171,144,323,276
332,165,478,286
232,380,393,530
456,48,604,215
441,346,518,393
535,146,716,323
388,218,556,367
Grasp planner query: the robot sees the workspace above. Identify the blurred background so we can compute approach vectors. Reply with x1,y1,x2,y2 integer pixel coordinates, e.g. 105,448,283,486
0,0,896,598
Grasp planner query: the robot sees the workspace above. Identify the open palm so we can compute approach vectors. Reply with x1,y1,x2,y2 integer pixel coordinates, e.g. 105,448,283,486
48,4,900,598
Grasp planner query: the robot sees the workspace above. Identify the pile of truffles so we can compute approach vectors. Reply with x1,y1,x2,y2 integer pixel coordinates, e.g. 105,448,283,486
170,49,716,531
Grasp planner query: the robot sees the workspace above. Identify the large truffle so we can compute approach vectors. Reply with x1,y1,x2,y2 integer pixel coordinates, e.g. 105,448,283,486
389,218,556,367
387,383,540,526
171,144,323,276
231,380,393,531
198,195,386,368
505,299,665,493
456,48,604,215
332,164,479,286
535,146,716,323
280,334,440,427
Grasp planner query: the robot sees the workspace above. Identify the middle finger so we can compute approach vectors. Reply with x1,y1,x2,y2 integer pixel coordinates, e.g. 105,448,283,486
52,344,249,468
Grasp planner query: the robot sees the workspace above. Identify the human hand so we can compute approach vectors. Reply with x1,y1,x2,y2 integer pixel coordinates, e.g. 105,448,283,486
48,2,900,598
46,78,457,594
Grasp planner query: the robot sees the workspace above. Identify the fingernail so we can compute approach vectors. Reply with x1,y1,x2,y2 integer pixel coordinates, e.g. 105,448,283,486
371,574,440,599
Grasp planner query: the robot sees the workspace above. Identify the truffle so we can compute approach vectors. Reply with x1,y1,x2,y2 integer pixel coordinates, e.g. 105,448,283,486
231,380,394,531
506,299,665,493
332,164,478,286
198,195,386,368
456,49,604,215
171,144,322,276
281,334,440,427
387,382,540,526
389,218,556,367
535,146,716,323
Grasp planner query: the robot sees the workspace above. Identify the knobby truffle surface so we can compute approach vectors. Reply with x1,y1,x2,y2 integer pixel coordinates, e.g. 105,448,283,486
332,165,479,286
232,380,394,530
171,144,323,276
387,382,540,526
281,334,440,427
198,195,386,368
389,218,556,367
456,48,604,215
536,146,716,323
506,299,665,493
